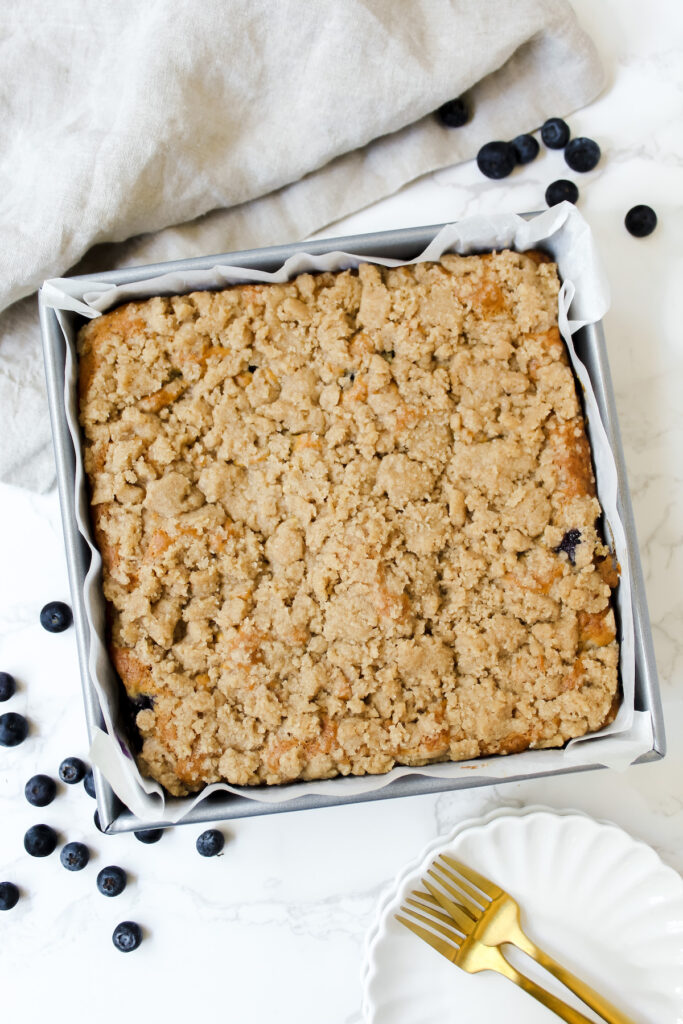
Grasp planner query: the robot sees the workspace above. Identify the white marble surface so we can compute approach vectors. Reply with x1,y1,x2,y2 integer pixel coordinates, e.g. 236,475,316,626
1,1,681,1021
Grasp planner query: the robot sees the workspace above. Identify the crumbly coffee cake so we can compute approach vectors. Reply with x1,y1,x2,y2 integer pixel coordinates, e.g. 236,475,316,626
77,251,620,796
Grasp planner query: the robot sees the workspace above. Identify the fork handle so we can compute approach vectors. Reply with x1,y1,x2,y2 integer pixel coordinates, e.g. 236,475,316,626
513,931,637,1024
492,949,597,1024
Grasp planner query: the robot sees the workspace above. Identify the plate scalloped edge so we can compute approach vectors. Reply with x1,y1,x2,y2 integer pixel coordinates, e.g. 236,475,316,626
360,803,683,1021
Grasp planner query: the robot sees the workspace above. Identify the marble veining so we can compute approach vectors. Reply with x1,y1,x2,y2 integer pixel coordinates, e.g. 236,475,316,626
0,1,681,1021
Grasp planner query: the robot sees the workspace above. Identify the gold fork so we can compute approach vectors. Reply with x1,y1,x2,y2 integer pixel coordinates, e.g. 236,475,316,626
397,892,596,1023
426,854,636,1024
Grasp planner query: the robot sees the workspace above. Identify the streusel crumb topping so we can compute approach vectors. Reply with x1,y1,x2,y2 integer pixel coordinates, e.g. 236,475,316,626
78,251,619,795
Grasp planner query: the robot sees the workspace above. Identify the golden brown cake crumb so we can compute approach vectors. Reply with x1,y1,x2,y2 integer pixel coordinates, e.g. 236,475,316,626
77,251,619,795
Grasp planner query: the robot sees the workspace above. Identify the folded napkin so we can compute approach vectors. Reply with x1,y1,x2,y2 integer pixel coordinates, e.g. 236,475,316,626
0,0,603,491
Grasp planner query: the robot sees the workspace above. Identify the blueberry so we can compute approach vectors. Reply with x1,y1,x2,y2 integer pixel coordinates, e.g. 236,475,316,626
39,601,72,633
130,694,154,713
0,882,19,911
25,774,57,807
564,137,600,172
541,117,570,149
436,97,469,128
97,865,127,897
112,921,142,953
476,141,516,180
625,204,657,238
196,829,224,857
545,179,579,207
83,768,96,799
24,824,58,858
59,756,86,785
554,528,582,566
0,671,15,702
0,712,28,747
134,828,164,845
510,133,539,165
60,841,90,871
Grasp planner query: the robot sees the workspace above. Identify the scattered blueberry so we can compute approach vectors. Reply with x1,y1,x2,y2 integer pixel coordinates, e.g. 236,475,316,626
476,141,516,180
24,824,58,858
112,921,142,953
564,136,600,172
83,768,96,799
541,117,570,149
511,133,539,165
0,712,28,747
0,882,19,911
59,756,86,785
60,841,90,872
0,671,15,702
97,865,127,897
545,179,579,207
437,96,469,128
134,829,164,845
39,601,72,633
25,774,57,807
196,829,225,857
625,204,657,237
554,528,582,566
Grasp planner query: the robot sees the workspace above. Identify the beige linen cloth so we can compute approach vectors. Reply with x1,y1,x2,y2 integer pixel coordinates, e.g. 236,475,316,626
0,0,603,491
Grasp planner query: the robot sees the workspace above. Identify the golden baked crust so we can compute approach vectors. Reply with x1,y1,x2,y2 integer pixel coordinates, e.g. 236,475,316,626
77,251,619,796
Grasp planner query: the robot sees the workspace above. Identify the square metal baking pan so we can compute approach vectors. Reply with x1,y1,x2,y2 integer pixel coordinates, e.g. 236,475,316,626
39,221,665,834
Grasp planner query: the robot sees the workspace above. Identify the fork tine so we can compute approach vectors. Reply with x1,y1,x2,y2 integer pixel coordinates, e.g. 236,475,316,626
409,889,460,916
395,914,458,961
427,866,482,918
405,894,457,929
399,903,464,946
440,853,503,900
410,888,440,905
422,877,477,934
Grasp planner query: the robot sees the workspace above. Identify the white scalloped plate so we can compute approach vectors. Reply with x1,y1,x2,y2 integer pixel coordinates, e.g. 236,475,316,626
362,807,683,1024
